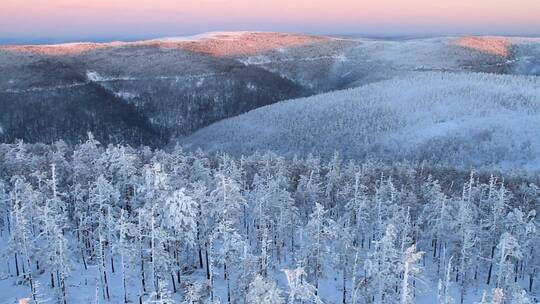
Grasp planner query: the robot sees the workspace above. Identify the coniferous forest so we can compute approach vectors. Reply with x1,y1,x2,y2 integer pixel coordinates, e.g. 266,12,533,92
0,137,538,303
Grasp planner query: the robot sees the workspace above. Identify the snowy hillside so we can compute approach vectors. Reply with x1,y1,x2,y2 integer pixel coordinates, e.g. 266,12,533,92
183,72,540,171
2,33,539,146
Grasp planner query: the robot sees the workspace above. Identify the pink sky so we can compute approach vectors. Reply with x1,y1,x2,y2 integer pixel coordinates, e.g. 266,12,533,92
2,0,540,42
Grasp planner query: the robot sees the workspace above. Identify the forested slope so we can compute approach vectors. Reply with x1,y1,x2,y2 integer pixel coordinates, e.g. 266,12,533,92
184,72,540,171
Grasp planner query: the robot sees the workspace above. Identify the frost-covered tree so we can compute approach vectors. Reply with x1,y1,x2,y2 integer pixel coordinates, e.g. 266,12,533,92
88,175,119,301
454,187,478,304
495,233,522,292
112,209,136,303
212,220,245,303
7,176,38,300
282,267,322,304
400,244,423,304
246,275,284,304
344,171,371,249
38,165,71,304
482,176,509,286
418,177,453,274
0,179,8,235
365,224,401,304
438,257,455,304
301,202,335,294
164,188,198,289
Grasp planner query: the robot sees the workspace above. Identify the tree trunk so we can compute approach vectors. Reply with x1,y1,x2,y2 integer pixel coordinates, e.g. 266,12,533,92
171,273,177,293
226,262,231,303
486,245,495,285
529,268,535,292
103,267,110,300
121,254,128,303
140,245,146,292
61,276,68,304
81,247,88,270
198,244,204,269
14,253,20,277
205,246,210,280
343,266,347,304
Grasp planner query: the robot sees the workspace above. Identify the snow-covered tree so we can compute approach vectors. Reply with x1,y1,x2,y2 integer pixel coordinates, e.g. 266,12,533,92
495,233,522,291
301,202,335,294
246,275,284,304
365,224,401,304
164,188,198,290
112,209,136,303
400,244,423,304
282,267,322,304
438,257,455,304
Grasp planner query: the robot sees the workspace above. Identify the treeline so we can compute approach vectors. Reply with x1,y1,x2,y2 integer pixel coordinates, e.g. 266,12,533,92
0,137,538,303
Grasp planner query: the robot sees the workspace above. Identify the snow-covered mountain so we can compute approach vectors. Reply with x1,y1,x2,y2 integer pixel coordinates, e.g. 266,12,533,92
183,72,540,171
1,32,539,146
0,32,323,146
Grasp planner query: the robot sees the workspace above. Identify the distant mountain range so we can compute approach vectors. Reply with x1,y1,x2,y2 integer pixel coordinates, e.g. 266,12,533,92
1,32,539,148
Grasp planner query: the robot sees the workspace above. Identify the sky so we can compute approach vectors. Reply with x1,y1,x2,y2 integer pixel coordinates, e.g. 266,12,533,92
1,0,540,43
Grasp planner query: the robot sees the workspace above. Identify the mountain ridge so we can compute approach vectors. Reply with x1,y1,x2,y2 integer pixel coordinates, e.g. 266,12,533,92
1,32,539,146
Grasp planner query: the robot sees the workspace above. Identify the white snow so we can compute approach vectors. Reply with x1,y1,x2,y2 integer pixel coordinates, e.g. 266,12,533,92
4,82,88,94
86,70,104,82
114,91,138,100
196,77,205,87
246,82,257,91
86,71,135,82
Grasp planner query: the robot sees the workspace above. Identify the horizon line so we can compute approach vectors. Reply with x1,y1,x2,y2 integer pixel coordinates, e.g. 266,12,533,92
2,30,540,45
